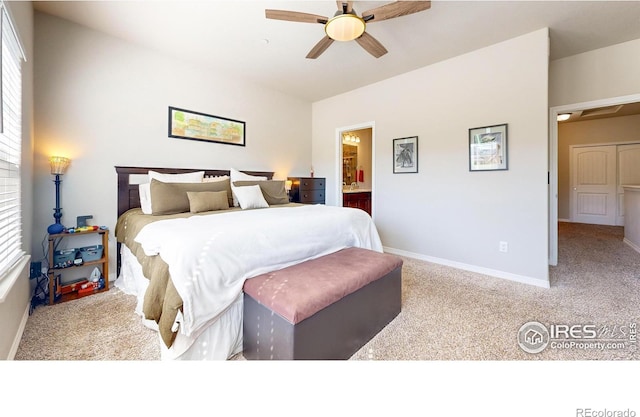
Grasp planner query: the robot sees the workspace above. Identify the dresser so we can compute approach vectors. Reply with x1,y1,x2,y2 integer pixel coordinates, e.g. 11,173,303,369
288,177,325,204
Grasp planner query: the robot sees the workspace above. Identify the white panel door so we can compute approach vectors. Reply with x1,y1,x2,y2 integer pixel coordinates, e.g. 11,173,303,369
571,145,617,225
617,143,640,225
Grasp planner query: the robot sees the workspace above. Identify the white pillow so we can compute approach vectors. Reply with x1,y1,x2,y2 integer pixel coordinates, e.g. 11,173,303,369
230,168,267,207
202,175,230,183
233,185,269,210
148,170,204,183
139,183,152,214
138,171,206,214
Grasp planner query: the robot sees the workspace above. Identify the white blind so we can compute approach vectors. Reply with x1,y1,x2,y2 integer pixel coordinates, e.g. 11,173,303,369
0,2,25,279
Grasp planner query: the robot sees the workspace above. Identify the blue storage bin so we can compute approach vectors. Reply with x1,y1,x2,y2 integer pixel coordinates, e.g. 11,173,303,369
80,245,104,262
53,248,76,268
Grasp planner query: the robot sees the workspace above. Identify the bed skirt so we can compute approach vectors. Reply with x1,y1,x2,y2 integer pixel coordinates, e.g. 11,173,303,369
115,244,243,360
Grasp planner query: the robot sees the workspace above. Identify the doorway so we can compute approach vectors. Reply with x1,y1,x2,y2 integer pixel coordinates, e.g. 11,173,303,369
336,122,375,217
549,93,640,266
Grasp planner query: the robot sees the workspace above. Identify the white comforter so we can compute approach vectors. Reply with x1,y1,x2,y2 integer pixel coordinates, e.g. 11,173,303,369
134,204,383,340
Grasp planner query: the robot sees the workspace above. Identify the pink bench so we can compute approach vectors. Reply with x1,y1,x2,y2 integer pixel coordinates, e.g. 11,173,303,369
242,247,402,360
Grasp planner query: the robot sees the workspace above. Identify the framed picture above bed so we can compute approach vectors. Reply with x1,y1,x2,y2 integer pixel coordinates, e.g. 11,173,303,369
168,106,246,147
468,123,508,171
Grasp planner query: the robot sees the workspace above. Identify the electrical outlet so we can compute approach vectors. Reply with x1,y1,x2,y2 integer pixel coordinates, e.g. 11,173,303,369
499,241,508,253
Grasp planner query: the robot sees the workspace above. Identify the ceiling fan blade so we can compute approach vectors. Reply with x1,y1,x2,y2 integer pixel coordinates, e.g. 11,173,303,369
306,36,335,59
355,32,388,58
336,1,353,14
362,1,431,23
265,9,328,24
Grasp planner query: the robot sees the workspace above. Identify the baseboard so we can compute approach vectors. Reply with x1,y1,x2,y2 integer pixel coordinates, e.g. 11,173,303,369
8,302,30,360
383,246,550,289
623,238,640,254
558,218,571,223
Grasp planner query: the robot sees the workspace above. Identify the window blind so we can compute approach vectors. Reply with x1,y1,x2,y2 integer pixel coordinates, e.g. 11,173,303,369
0,2,25,280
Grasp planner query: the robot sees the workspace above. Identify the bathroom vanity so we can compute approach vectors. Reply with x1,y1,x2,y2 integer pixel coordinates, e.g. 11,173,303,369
343,189,372,216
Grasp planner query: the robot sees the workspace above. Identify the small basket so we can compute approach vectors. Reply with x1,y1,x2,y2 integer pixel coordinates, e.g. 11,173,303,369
53,248,76,268
79,245,104,263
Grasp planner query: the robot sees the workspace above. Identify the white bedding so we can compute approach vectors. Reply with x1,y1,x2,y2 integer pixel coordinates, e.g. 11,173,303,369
132,204,383,359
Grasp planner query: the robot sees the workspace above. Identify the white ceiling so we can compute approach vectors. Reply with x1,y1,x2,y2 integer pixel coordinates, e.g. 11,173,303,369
33,1,640,102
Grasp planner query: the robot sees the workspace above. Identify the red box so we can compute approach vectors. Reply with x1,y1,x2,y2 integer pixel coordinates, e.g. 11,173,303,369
60,279,88,295
77,281,100,296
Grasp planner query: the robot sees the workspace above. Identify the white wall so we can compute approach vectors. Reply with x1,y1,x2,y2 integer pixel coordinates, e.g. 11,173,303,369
313,29,550,286
0,0,34,360
550,38,640,107
32,12,312,279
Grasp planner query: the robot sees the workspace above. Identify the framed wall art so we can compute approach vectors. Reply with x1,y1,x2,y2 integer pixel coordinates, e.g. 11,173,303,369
168,106,246,146
393,136,418,174
469,123,508,171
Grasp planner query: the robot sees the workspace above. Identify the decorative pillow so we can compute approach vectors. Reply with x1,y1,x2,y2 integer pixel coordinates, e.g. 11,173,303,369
187,191,230,213
233,180,289,205
233,184,269,210
139,171,206,214
150,178,231,215
230,168,267,207
202,176,232,205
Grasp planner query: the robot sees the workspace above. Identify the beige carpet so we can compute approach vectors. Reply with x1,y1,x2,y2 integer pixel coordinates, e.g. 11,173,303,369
13,222,640,361
14,286,159,360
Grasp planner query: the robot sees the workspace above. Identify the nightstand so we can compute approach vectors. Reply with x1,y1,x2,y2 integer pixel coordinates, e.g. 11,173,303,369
47,228,109,305
288,177,325,204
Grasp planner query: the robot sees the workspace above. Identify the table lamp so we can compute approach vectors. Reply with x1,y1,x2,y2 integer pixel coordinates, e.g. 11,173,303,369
285,180,293,201
47,156,71,234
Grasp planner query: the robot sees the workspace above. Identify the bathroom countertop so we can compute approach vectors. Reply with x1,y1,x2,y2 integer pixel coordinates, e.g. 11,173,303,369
342,188,372,194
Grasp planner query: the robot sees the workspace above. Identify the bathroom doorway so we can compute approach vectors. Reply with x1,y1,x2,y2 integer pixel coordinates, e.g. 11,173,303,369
337,123,375,218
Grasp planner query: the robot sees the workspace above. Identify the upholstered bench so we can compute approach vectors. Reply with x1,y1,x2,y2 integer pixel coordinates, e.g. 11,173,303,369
242,247,402,360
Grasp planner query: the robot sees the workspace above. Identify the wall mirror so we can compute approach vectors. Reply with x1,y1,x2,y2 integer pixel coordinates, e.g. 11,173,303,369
342,144,358,185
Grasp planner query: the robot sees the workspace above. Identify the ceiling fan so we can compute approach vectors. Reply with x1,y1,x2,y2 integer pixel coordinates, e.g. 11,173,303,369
265,1,431,59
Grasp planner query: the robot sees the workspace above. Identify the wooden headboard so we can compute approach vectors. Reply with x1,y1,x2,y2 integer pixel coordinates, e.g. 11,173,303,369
114,166,274,217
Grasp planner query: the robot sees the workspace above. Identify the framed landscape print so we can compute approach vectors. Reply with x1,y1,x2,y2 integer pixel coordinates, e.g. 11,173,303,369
168,106,246,146
393,136,418,174
469,123,508,171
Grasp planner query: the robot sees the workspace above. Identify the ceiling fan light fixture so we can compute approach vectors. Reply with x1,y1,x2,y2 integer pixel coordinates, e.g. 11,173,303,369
325,13,365,42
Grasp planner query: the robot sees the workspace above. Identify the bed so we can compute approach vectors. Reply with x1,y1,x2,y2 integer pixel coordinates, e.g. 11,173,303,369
113,166,384,360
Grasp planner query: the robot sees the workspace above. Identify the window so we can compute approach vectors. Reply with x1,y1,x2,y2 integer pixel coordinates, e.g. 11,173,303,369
0,1,25,280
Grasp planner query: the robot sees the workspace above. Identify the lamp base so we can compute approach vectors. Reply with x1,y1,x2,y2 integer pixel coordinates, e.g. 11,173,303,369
47,223,65,234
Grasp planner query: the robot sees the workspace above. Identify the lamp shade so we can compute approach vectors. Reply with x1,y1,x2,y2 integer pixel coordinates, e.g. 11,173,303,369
325,14,365,42
285,180,292,192
50,156,70,175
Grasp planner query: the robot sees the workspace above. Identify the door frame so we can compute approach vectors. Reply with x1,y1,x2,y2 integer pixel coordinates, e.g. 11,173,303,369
549,93,640,266
335,121,375,218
